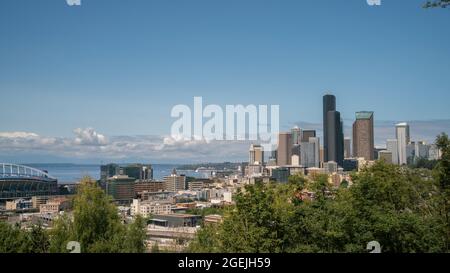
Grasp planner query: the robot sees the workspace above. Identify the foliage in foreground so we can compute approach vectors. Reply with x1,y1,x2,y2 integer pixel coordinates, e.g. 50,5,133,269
189,134,450,253
0,178,147,253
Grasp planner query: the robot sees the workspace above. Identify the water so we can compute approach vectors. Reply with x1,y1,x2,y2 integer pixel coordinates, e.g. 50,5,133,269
25,164,206,184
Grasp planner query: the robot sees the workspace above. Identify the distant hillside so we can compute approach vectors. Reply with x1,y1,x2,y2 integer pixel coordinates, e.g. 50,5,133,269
177,162,247,171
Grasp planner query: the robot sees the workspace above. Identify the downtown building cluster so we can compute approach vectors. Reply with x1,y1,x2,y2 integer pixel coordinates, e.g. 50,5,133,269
0,94,444,253
244,94,442,186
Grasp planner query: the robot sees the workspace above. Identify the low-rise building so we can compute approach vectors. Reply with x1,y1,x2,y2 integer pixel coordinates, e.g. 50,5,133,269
131,199,173,217
39,197,70,214
204,214,223,225
149,214,202,228
187,181,204,191
6,199,33,211
378,150,393,164
134,180,165,195
32,196,49,209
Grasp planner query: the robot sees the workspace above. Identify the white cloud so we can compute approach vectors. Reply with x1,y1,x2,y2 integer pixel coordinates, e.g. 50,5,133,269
73,128,108,146
0,132,39,138
0,129,250,163
0,120,448,163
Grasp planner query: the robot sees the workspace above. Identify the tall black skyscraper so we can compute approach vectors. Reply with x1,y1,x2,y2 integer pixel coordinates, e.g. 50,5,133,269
323,94,344,167
323,94,335,163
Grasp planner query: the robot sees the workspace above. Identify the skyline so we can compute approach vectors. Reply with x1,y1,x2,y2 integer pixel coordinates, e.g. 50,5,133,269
1,0,450,163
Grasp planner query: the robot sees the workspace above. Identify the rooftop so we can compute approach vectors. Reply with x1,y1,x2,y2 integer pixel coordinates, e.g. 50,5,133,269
355,111,374,120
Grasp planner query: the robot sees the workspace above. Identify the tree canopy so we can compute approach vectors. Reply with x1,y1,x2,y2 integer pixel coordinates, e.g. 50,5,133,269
1,177,147,253
190,135,450,253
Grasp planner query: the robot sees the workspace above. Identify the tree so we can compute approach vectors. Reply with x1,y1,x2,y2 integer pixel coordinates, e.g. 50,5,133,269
188,223,221,253
190,152,448,253
346,161,444,252
424,0,450,8
151,242,160,253
123,215,147,253
433,133,450,251
27,224,50,253
0,222,30,253
48,213,74,253
50,176,147,253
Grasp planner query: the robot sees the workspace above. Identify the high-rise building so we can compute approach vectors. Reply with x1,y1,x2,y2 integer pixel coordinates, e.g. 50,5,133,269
277,132,292,166
107,175,136,203
122,164,153,181
249,144,264,165
323,94,336,163
300,137,320,168
323,94,344,167
101,163,153,184
301,130,316,143
326,111,344,166
100,164,120,184
344,138,352,158
163,169,186,192
291,127,301,146
386,139,399,165
292,144,301,157
352,111,374,160
396,123,410,165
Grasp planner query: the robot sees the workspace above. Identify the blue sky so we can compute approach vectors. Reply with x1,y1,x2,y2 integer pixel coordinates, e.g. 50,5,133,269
0,0,449,163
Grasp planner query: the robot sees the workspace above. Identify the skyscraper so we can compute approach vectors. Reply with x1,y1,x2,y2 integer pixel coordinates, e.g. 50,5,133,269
387,139,399,165
291,126,301,146
323,94,336,163
352,111,374,160
396,123,410,165
300,137,320,168
344,138,352,158
249,144,264,165
323,94,344,167
277,132,292,166
301,130,316,143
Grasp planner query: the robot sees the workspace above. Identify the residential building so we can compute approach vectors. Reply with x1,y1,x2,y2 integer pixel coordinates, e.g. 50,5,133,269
163,169,186,192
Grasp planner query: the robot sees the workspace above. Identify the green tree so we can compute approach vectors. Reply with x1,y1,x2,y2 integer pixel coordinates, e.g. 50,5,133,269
49,176,147,253
27,224,50,253
151,242,160,253
188,223,221,253
0,222,30,253
433,133,450,251
123,215,147,253
48,213,73,253
71,177,124,252
190,152,448,253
